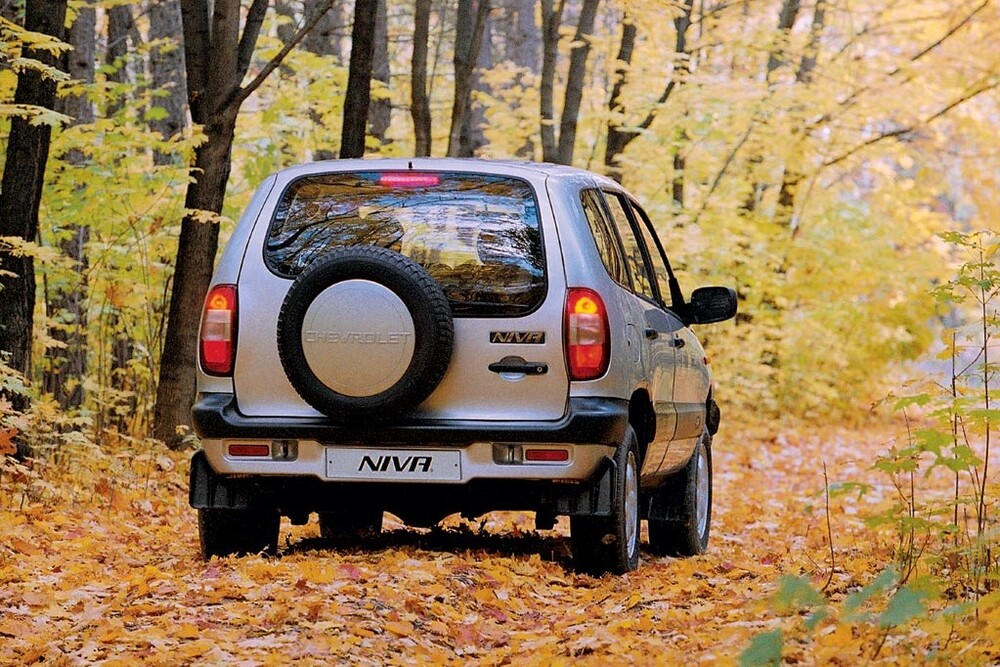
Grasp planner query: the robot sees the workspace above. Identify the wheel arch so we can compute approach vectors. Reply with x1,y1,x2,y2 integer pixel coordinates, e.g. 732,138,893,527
627,388,656,465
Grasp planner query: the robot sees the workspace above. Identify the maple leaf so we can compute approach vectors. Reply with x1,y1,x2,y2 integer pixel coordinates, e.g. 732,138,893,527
0,427,17,456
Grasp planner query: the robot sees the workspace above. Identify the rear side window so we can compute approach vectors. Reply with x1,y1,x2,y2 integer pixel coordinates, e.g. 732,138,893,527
581,190,629,287
266,172,546,316
604,192,656,302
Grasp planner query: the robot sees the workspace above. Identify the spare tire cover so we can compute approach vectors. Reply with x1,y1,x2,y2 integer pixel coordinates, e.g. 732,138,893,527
277,246,454,420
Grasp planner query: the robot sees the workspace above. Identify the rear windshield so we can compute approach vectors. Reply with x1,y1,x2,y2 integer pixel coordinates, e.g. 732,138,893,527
266,172,546,316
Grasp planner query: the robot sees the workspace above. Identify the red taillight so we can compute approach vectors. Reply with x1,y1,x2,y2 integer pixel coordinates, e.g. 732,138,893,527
524,448,570,462
379,172,441,187
228,443,270,457
565,288,609,381
200,284,237,376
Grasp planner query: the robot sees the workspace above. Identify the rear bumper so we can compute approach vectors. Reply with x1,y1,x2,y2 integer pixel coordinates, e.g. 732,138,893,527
190,450,617,520
189,394,629,518
192,392,629,444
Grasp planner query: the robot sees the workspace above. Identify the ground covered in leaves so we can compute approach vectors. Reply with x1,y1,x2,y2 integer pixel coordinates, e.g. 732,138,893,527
2,422,998,665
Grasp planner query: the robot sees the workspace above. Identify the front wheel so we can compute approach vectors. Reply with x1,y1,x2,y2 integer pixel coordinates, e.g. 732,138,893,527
570,426,641,575
198,508,280,559
647,429,712,556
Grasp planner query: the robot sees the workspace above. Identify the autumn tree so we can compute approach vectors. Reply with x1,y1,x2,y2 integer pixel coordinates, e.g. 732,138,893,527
369,0,391,143
540,0,600,165
603,0,694,189
341,0,378,158
40,0,96,409
411,0,433,156
0,0,68,415
447,0,491,157
148,0,189,165
153,0,335,446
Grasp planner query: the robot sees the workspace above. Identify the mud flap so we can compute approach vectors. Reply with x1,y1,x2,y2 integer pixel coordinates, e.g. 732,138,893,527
189,451,263,510
552,456,616,518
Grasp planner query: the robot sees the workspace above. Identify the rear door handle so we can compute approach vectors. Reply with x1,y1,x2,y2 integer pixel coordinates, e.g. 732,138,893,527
489,356,548,375
671,336,686,348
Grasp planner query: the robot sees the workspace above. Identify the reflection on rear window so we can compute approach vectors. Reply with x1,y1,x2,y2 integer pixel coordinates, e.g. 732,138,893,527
266,172,546,316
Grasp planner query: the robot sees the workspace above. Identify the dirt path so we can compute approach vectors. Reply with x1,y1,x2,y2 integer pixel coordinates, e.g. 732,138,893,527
0,423,977,664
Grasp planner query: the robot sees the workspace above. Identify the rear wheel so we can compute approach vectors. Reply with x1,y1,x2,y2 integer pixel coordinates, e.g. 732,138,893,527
319,507,383,541
198,507,280,559
570,426,641,575
647,429,712,556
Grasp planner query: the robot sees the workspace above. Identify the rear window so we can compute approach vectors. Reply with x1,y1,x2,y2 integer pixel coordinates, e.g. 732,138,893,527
266,172,546,316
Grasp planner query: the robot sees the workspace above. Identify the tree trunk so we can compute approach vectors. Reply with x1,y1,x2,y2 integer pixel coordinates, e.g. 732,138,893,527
672,141,686,208
603,20,637,179
341,0,378,158
303,0,344,160
304,0,341,56
507,0,538,73
505,0,538,158
153,0,333,446
153,112,237,445
604,0,693,181
0,1,21,22
274,0,298,45
742,0,804,213
148,0,188,165
105,3,137,117
766,0,802,78
411,0,433,156
458,12,492,156
42,0,96,409
0,0,68,415
539,0,564,162
368,0,391,144
554,0,599,165
779,0,827,235
447,0,491,157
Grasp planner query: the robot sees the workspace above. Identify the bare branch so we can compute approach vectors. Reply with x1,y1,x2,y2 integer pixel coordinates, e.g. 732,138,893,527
822,78,1000,169
225,0,337,112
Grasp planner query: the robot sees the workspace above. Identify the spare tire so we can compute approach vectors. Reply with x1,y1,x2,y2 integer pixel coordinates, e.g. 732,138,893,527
277,246,454,421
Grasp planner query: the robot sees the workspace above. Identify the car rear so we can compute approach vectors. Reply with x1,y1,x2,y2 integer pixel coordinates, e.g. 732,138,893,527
191,160,627,504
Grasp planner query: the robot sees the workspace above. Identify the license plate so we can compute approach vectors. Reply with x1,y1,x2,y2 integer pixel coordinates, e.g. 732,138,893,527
325,448,462,482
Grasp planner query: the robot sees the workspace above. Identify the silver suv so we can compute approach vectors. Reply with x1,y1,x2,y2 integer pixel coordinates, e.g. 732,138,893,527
189,158,736,574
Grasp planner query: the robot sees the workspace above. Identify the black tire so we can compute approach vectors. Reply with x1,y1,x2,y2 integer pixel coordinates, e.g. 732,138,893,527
647,429,712,557
277,246,454,421
319,507,383,541
198,508,280,559
570,426,641,575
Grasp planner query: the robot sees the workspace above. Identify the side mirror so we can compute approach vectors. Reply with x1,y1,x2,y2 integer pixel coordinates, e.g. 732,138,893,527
687,286,737,325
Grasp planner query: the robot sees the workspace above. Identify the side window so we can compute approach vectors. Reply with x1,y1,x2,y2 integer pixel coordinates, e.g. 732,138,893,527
580,190,629,287
604,192,656,302
630,201,675,308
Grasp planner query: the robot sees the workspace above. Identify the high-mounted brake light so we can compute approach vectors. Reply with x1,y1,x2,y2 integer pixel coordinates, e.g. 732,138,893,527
200,284,238,376
565,288,610,381
379,172,441,188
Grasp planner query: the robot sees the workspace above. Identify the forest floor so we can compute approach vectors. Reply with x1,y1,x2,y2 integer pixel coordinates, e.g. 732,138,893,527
1,419,998,665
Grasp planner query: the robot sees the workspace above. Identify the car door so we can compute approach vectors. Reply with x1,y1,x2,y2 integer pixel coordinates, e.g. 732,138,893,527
601,192,679,482
626,200,709,447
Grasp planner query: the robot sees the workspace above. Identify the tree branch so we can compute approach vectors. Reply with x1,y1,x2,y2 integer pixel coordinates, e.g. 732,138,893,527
822,78,999,169
807,0,990,137
225,0,336,112
691,119,757,226
236,0,270,81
